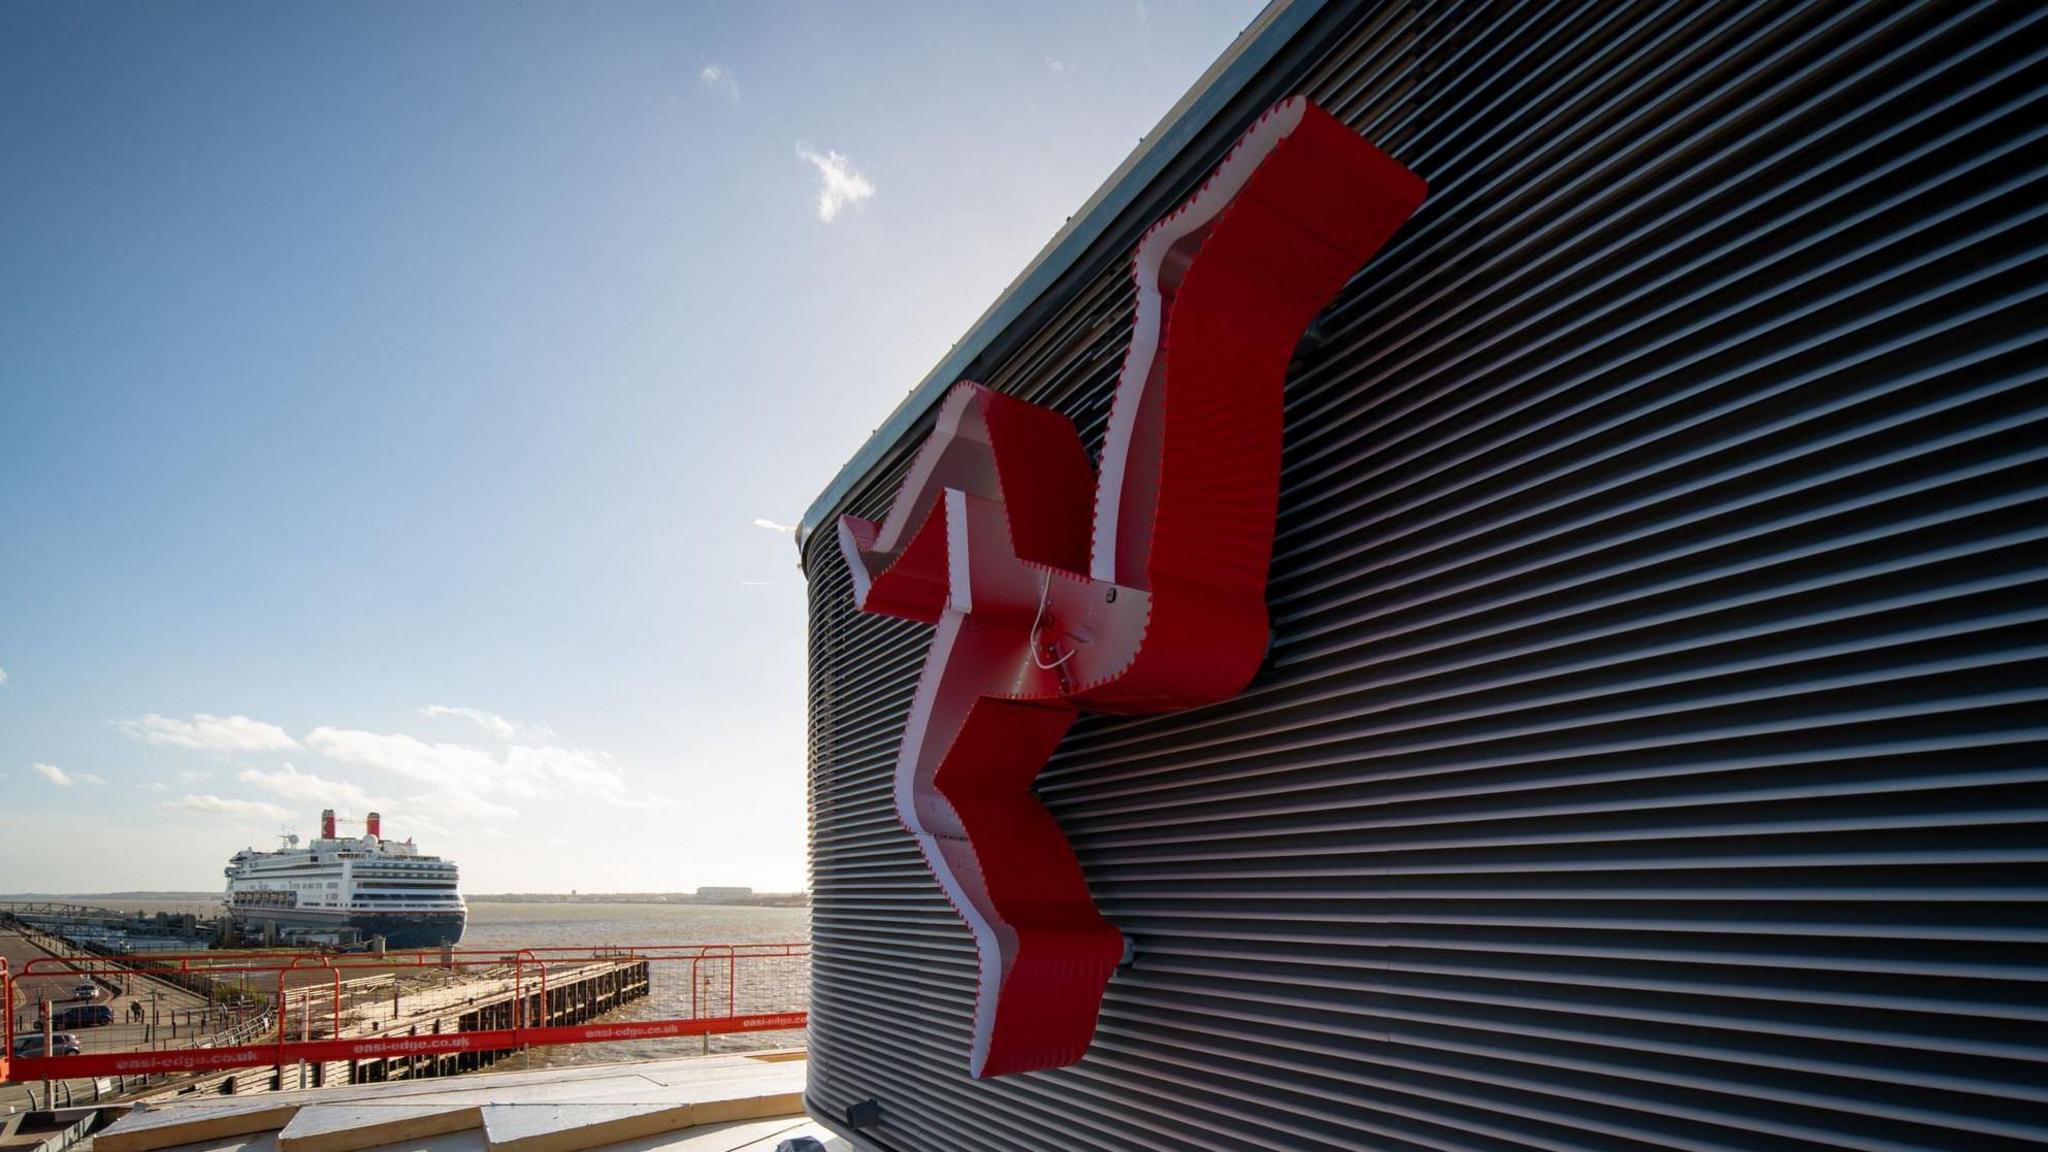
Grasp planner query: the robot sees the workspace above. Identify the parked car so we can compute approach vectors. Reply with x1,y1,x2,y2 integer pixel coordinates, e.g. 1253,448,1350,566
40,1004,114,1029
71,981,100,1001
11,1033,83,1057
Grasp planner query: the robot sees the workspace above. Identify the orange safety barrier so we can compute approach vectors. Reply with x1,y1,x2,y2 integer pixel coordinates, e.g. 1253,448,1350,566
1,955,10,1084
3,943,807,1083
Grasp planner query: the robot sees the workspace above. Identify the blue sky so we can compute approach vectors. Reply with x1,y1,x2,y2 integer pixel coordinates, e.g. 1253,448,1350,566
0,1,1263,893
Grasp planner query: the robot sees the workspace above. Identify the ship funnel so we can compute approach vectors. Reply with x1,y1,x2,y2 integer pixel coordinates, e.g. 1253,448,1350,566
366,811,382,839
320,808,336,839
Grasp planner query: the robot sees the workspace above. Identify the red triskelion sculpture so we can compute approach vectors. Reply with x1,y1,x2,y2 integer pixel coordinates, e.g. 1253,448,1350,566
837,97,1425,1078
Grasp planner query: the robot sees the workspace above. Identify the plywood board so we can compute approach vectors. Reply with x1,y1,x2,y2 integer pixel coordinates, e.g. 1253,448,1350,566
97,1104,302,1152
625,1065,803,1094
679,1084,806,1130
481,1066,803,1152
97,1054,807,1152
601,1119,836,1152
210,1056,771,1112
481,1099,694,1152
333,1130,488,1152
114,1131,282,1152
276,1103,481,1152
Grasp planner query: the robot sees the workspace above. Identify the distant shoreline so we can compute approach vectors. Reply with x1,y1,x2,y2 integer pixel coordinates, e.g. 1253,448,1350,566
467,892,810,907
3,890,809,907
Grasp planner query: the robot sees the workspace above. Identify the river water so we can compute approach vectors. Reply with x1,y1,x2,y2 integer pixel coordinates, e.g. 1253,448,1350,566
459,903,814,1065
457,901,808,951
63,898,810,949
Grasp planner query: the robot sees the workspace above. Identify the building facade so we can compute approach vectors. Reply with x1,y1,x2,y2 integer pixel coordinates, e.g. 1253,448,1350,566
800,1,2048,1148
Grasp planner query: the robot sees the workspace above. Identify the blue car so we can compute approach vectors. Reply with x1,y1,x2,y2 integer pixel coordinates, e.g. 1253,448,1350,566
42,1004,113,1029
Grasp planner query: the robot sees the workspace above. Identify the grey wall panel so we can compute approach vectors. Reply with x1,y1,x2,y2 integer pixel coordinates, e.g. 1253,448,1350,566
804,2,2048,1148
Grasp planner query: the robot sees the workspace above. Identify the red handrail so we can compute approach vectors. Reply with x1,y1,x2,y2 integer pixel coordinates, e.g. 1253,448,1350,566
4,943,808,1083
1,955,11,1085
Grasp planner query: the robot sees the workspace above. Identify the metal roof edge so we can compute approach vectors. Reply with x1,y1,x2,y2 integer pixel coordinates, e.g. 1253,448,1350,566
794,0,1327,557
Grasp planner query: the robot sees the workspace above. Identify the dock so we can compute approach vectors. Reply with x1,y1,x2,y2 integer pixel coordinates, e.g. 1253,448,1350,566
146,957,653,1098
3,925,652,1108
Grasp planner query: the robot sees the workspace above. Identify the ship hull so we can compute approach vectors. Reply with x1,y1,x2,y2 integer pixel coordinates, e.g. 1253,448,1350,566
229,907,467,950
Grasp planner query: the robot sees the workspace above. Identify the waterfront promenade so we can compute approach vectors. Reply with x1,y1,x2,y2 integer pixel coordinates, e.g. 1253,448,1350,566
4,927,680,1112
2,925,225,1112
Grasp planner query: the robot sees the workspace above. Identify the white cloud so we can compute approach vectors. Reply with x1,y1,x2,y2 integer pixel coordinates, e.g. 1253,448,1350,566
178,769,212,784
140,781,169,792
389,806,460,840
796,146,875,222
0,665,9,686
698,64,740,100
308,728,498,792
238,764,372,810
419,705,554,743
435,789,521,822
1046,57,1071,73
160,794,290,821
752,518,796,533
31,762,72,787
503,744,629,803
306,726,626,816
116,713,300,753
77,773,107,786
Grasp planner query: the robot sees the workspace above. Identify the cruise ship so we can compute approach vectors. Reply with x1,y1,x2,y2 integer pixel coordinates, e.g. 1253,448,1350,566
224,809,466,949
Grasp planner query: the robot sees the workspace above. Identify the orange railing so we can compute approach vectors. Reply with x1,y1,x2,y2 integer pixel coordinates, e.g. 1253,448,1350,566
3,943,806,1082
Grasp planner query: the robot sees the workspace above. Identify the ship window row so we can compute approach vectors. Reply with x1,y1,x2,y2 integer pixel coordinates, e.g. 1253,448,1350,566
355,883,458,890
245,852,442,860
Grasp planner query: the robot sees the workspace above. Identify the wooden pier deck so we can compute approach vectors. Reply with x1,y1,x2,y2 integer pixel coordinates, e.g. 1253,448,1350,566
2,925,652,1107
148,958,653,1099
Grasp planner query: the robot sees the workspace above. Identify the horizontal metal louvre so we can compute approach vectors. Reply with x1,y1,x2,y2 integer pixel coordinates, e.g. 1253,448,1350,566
803,1,2048,1149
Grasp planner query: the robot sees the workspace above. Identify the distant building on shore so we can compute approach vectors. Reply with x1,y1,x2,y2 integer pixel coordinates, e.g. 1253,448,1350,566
692,886,752,903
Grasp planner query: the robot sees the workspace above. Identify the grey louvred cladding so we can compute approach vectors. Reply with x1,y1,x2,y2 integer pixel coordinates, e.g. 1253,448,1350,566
802,1,2048,1149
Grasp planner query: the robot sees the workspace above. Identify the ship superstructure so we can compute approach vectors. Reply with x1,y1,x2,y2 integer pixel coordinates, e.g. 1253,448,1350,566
224,809,465,949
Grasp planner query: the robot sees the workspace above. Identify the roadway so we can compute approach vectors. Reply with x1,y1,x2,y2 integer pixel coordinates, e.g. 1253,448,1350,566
2,926,238,1110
